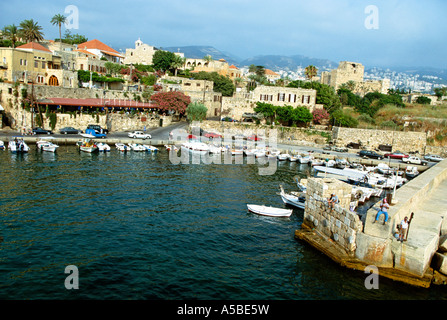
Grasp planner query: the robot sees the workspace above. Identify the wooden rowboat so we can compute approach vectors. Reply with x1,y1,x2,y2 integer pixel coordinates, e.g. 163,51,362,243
247,204,293,217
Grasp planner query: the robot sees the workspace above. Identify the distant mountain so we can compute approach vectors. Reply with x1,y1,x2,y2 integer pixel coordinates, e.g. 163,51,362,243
238,54,338,72
163,46,241,66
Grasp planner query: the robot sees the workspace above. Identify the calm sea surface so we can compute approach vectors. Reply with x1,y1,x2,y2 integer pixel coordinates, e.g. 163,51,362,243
0,145,445,300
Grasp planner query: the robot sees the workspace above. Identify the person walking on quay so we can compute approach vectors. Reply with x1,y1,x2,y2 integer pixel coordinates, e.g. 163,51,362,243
398,216,409,242
327,193,339,211
374,198,390,225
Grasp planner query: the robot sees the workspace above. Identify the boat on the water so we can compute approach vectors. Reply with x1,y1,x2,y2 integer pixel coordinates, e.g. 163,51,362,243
116,143,131,152
278,185,306,210
0,140,5,150
128,143,147,151
247,204,293,217
77,138,98,153
8,137,30,153
143,145,159,153
97,142,111,152
36,137,59,152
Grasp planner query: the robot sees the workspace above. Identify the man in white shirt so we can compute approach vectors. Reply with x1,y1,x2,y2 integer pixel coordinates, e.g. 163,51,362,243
398,216,409,242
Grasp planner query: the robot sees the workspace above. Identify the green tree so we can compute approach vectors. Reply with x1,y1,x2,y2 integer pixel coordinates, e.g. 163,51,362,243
254,102,277,123
2,24,19,48
171,55,186,76
152,50,176,72
190,71,235,96
293,106,313,125
434,87,447,100
331,109,358,128
50,14,67,50
186,102,208,122
19,19,44,43
415,96,431,105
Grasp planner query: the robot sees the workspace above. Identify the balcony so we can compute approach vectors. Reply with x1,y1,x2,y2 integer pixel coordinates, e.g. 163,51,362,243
0,61,7,69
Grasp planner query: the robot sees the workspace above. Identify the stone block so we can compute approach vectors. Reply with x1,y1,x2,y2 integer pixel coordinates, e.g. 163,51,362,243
432,252,447,276
439,235,447,253
355,232,394,268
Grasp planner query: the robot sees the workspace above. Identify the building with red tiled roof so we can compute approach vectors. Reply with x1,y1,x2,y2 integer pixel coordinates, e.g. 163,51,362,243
77,39,124,63
16,42,52,53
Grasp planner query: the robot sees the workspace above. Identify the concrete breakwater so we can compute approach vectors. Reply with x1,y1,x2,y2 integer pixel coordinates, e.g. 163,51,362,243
295,159,447,288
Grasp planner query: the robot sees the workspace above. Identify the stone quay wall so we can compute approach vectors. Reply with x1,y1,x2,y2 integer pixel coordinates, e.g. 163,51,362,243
303,178,363,253
332,127,427,153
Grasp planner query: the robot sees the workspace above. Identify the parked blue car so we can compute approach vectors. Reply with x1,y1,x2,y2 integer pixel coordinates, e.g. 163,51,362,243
85,129,106,138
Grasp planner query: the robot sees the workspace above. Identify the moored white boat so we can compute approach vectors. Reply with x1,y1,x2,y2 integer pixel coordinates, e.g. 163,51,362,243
116,143,131,152
165,144,179,152
97,142,111,152
278,185,305,210
8,137,30,153
405,166,419,179
288,154,298,162
128,143,147,151
181,141,210,154
247,204,293,217
77,138,98,153
36,138,59,152
298,155,313,164
277,153,289,161
143,145,159,153
0,140,4,150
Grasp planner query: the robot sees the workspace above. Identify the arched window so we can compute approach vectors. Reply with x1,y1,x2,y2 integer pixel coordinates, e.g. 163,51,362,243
49,75,59,86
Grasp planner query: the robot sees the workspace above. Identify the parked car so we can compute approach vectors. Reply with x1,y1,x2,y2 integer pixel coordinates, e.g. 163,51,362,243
128,131,151,139
424,154,444,162
59,127,82,134
33,127,53,135
204,132,222,139
87,124,108,134
247,134,262,141
85,129,106,139
221,116,237,122
384,151,409,159
334,147,348,152
358,150,384,160
402,156,428,165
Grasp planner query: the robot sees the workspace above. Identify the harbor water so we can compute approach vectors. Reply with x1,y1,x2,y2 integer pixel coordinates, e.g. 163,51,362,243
0,145,445,300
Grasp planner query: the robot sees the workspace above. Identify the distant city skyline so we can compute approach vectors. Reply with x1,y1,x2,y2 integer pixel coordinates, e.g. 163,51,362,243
1,0,446,70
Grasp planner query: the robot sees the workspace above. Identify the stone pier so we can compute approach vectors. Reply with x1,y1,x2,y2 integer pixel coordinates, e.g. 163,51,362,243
295,159,447,287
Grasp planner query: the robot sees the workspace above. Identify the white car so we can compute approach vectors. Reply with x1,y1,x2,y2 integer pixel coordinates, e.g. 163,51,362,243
128,131,151,139
402,156,428,166
424,154,444,162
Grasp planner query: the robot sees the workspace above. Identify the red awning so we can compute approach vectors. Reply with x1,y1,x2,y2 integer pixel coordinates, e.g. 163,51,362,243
37,97,157,109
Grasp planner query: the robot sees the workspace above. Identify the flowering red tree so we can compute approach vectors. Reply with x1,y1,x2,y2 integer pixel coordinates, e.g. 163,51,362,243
150,91,191,114
312,108,330,124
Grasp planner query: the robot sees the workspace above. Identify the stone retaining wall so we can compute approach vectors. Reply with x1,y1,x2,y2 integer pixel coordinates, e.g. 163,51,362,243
332,127,427,153
303,178,363,253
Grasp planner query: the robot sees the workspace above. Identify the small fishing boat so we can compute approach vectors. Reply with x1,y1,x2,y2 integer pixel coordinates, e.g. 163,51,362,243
97,142,111,152
36,138,59,152
8,137,30,153
277,153,289,161
278,185,306,210
128,143,147,151
405,166,419,179
298,155,313,164
0,140,5,150
247,204,293,217
116,143,131,152
143,145,159,153
77,138,98,153
165,144,179,152
288,154,299,162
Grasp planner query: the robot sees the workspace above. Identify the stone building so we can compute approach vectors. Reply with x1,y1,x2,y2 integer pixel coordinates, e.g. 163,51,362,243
250,85,319,111
321,61,389,96
76,39,124,64
160,76,222,118
124,38,158,65
0,42,78,88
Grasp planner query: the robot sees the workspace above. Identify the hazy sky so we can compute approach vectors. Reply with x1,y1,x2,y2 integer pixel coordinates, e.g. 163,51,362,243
1,0,446,69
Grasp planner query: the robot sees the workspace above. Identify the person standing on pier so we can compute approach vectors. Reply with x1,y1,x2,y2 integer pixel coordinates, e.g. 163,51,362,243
398,216,409,242
328,193,339,211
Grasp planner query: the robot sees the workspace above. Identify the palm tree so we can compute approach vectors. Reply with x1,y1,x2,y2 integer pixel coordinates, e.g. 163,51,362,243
19,19,44,43
171,55,186,76
304,65,318,82
50,14,67,50
2,24,19,48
